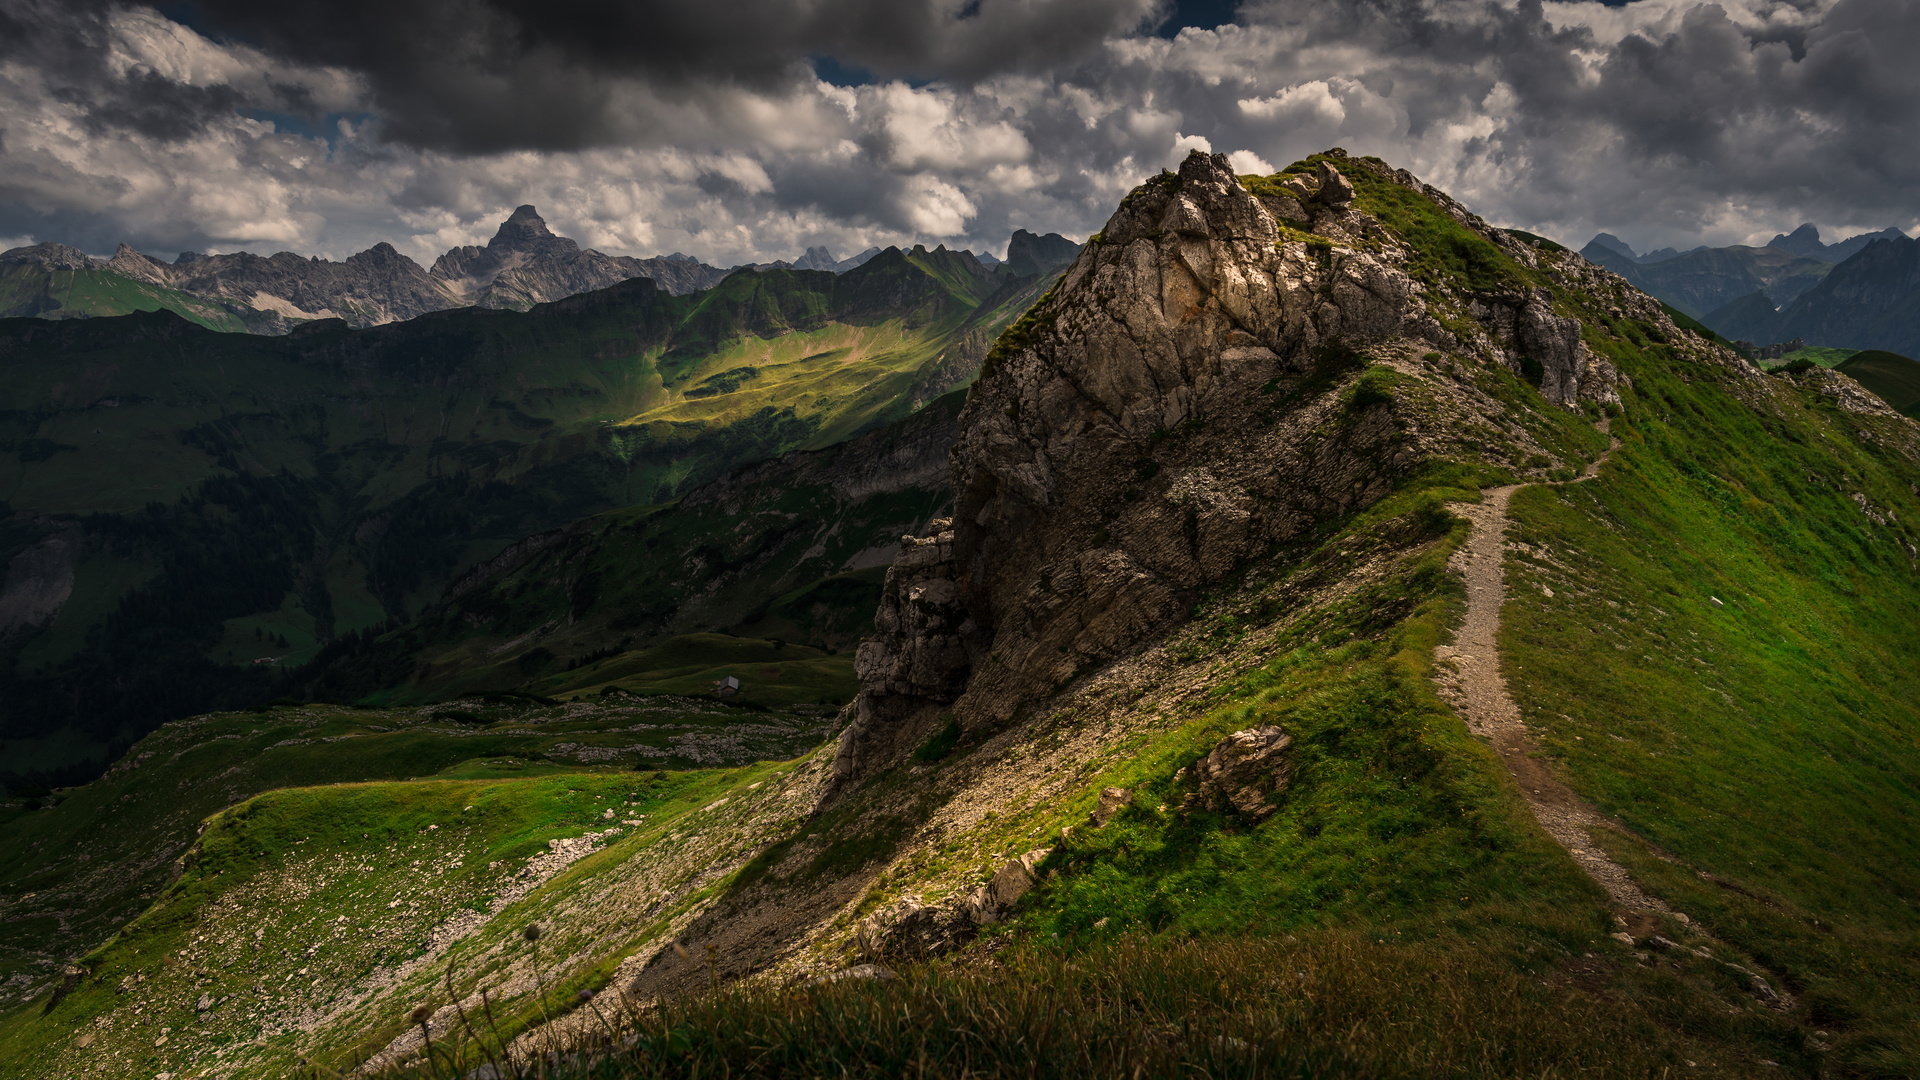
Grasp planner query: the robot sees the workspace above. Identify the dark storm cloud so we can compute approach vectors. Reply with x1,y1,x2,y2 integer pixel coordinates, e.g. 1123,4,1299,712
0,0,345,142
158,0,1168,153
0,0,1914,267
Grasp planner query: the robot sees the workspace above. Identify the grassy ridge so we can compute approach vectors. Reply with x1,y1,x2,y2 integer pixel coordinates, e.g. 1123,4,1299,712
480,156,1918,1077
1501,359,1920,1071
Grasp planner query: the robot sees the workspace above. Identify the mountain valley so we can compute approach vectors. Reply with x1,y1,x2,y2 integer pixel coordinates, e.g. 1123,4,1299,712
0,237,1073,789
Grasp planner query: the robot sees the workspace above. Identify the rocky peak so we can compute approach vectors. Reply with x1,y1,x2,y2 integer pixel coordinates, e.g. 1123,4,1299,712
1768,222,1910,265
103,244,174,285
1768,223,1826,260
1003,230,1081,277
833,148,1638,790
792,246,839,272
0,242,98,270
489,205,573,253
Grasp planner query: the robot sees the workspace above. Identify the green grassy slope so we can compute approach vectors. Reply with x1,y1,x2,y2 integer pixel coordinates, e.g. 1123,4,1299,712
0,693,831,1028
0,254,1044,787
0,264,274,334
1500,360,1920,1069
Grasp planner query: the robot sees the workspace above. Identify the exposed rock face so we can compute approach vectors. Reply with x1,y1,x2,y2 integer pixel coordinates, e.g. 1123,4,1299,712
855,846,1052,958
105,241,460,325
1182,727,1294,819
835,518,971,783
1470,287,1623,406
0,242,98,270
942,151,1425,731
829,150,1644,786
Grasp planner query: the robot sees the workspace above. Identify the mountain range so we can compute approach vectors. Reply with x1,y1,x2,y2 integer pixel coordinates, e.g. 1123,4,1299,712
0,207,1052,335
1581,224,1920,360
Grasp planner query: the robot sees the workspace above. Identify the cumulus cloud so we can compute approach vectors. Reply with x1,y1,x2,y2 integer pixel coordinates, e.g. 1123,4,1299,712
0,0,1914,266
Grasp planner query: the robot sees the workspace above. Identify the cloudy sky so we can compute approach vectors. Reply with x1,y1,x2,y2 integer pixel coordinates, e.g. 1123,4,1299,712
0,0,1913,267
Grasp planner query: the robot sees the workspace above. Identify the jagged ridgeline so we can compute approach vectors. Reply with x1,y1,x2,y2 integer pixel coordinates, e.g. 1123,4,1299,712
6,151,1920,1078
0,245,1063,788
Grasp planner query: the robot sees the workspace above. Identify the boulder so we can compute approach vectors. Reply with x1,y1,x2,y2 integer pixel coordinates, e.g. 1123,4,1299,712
989,847,1053,909
1090,786,1131,827
1189,727,1293,819
1314,162,1356,208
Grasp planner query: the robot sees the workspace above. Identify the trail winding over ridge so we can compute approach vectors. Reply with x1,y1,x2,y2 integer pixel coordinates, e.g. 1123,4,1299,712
1431,422,1671,913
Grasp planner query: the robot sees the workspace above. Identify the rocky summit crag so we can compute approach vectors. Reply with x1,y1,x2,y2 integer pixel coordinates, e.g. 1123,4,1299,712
837,150,1626,782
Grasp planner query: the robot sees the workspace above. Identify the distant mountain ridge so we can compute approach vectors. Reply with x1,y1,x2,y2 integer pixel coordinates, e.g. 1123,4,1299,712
1720,235,1920,357
1579,235,1834,317
1767,223,1908,264
0,209,1067,335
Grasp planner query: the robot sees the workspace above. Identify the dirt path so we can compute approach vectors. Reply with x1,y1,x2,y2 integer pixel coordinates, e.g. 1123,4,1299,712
1431,423,1672,913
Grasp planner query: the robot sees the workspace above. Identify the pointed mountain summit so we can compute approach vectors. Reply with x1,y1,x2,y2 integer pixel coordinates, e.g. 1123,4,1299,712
791,245,840,271
429,205,729,309
495,204,563,246
1767,222,1909,264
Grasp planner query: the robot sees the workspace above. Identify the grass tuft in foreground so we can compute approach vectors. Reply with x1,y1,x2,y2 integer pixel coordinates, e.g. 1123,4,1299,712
378,931,1799,1079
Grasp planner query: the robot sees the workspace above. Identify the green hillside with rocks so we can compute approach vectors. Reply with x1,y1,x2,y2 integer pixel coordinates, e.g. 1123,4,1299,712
0,261,282,334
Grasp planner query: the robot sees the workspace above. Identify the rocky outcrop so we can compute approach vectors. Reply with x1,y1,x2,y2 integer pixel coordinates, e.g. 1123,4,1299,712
854,846,1052,959
1179,727,1294,819
945,153,1426,728
835,518,971,783
822,150,1658,786
1469,287,1622,406
827,150,1441,775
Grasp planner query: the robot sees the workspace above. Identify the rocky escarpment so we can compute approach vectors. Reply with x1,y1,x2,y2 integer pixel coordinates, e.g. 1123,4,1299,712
834,149,1628,787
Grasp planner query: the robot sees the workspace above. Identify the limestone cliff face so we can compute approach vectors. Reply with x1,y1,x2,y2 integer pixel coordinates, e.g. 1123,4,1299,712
835,149,1628,785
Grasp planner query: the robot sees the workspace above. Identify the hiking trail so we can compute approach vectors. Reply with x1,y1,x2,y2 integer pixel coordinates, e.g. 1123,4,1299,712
1431,421,1672,913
